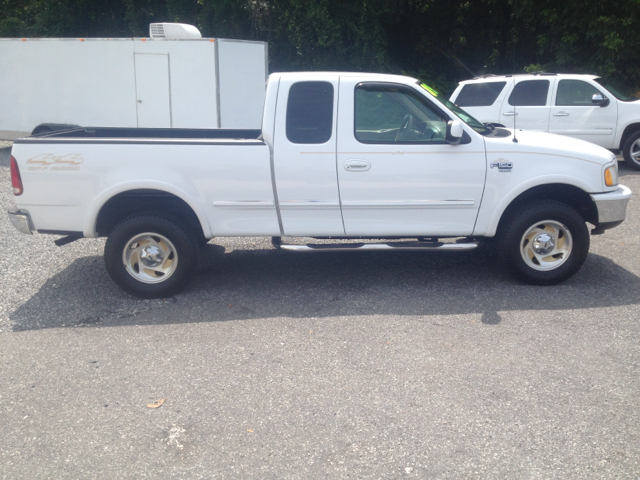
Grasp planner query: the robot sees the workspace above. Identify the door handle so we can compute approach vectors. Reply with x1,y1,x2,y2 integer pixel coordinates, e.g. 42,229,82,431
553,112,570,116
502,112,518,116
344,159,371,171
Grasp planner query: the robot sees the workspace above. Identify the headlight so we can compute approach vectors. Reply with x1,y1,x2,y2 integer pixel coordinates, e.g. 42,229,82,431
604,164,618,187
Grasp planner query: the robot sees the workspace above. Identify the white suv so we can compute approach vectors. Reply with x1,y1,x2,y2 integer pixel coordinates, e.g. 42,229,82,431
450,73,640,170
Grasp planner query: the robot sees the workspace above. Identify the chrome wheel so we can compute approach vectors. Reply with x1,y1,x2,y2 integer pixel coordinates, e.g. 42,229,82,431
519,220,573,271
630,138,640,164
623,132,640,170
122,232,178,284
106,216,198,298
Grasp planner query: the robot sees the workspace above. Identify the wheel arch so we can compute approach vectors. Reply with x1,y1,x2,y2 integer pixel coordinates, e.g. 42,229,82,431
619,122,640,150
86,184,211,240
484,182,598,237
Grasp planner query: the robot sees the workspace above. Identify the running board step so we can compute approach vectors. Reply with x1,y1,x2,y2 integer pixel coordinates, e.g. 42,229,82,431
275,240,480,252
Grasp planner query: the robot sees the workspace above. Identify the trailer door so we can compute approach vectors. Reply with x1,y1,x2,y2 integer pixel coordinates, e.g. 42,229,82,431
134,53,172,128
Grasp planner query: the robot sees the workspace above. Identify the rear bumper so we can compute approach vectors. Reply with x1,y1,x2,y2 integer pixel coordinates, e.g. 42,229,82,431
7,208,34,235
590,185,632,227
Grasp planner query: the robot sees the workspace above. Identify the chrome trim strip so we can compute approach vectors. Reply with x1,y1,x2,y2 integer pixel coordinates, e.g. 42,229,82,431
590,185,632,223
341,200,475,209
213,200,275,209
279,200,341,210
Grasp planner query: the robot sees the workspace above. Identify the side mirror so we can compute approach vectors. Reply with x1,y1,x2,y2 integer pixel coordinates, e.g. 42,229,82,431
592,93,610,107
446,120,463,144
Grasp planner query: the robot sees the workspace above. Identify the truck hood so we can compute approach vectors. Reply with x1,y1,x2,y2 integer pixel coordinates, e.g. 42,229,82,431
483,128,617,166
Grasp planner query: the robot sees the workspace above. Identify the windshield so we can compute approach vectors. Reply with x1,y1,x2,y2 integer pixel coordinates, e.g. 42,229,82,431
594,78,636,102
418,83,491,135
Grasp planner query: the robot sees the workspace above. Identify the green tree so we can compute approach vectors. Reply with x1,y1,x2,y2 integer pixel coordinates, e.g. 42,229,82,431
2,0,639,94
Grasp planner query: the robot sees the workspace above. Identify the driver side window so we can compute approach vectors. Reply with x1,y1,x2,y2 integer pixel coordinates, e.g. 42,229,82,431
355,84,448,144
556,80,602,106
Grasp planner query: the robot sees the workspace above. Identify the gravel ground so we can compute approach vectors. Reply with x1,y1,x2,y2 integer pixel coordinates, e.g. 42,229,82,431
1,140,639,479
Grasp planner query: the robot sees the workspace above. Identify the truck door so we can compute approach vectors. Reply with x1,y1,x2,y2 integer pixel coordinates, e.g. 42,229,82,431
134,54,172,128
272,76,345,236
499,78,554,132
336,78,486,236
549,79,617,148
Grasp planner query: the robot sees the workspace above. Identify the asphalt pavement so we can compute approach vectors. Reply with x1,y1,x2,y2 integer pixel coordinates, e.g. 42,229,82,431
1,141,639,479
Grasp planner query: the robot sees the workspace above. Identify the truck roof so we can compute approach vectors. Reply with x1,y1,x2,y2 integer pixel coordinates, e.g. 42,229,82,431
270,71,419,83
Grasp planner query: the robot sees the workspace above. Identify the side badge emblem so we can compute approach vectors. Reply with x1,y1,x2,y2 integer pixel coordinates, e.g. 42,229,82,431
490,161,513,172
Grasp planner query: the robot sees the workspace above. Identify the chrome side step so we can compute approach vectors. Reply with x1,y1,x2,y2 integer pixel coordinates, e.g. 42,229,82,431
273,239,480,252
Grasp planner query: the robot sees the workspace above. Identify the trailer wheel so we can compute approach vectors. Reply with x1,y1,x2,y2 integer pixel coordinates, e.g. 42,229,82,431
498,201,589,285
105,215,198,298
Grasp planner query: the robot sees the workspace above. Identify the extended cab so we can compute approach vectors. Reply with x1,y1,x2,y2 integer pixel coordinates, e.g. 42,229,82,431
8,72,632,297
450,73,640,170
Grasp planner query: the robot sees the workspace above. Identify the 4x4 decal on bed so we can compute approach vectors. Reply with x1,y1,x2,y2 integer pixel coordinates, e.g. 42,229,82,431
26,154,83,171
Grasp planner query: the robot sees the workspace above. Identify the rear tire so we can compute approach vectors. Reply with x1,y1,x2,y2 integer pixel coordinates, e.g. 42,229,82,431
498,201,589,285
622,131,640,170
105,215,198,298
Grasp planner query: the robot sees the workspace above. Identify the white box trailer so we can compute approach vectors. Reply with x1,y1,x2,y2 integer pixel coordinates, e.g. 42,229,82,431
0,23,268,140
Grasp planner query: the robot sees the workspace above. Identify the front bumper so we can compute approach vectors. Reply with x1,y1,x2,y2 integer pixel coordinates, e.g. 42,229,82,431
590,185,632,229
7,208,34,235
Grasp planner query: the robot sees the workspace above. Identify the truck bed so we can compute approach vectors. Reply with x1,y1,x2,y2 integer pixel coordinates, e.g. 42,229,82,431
10,125,276,237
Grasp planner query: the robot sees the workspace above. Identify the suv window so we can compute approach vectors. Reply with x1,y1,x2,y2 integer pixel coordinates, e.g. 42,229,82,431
286,81,334,144
508,80,550,106
455,82,506,107
355,83,448,143
556,80,601,106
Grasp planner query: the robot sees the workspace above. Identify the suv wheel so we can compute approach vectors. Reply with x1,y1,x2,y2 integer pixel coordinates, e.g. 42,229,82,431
622,131,640,170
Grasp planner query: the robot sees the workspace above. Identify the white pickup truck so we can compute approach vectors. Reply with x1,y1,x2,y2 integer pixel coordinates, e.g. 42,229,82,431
8,72,632,298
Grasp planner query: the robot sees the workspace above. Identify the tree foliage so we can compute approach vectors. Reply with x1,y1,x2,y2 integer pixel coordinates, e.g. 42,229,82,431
2,0,639,95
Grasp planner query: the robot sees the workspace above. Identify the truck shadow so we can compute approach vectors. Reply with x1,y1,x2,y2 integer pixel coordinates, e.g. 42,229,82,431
10,246,640,331
619,159,640,176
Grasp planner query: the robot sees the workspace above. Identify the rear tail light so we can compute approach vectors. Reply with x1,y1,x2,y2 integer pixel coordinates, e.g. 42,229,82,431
10,155,23,195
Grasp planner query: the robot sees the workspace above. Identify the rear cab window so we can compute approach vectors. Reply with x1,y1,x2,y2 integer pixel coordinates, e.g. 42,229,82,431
286,81,334,144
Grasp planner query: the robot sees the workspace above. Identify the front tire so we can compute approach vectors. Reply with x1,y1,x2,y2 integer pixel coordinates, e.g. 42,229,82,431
498,201,590,285
105,215,198,298
622,131,640,170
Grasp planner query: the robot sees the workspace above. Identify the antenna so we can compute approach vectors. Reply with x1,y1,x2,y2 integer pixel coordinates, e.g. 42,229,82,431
512,79,518,143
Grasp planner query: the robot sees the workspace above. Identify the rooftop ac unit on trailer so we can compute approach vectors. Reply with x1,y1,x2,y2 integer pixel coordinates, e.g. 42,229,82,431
149,23,203,39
